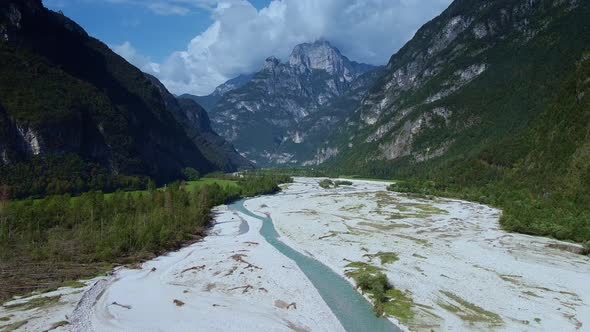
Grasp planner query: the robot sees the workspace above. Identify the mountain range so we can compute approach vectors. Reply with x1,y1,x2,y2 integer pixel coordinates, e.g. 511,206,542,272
185,40,381,166
0,0,250,197
1,0,589,244
181,0,589,242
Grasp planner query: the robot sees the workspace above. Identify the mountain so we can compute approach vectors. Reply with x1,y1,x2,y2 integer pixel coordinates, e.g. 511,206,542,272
327,0,589,242
204,40,380,166
331,0,587,170
146,75,253,171
179,73,254,112
0,0,242,198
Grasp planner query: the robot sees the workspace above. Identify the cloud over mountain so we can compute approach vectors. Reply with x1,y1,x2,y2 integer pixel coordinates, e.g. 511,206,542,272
114,0,451,95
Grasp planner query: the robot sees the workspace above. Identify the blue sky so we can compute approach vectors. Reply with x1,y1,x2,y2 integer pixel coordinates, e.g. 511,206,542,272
44,0,452,96
45,0,271,62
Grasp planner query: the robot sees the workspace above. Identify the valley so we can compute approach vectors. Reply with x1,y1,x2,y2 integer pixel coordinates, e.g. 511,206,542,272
2,178,588,331
1,0,589,331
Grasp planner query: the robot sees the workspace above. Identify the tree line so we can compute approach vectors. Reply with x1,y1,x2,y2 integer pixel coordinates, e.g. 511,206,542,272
0,173,292,301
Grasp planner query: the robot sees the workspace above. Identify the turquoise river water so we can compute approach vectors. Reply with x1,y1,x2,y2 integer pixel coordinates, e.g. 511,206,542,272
232,200,400,332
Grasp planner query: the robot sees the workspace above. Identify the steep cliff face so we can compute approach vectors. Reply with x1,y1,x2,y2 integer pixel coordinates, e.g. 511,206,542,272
331,0,589,173
206,40,379,166
0,0,231,196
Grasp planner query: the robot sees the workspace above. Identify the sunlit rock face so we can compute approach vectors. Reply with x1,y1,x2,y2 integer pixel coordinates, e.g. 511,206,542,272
202,40,380,166
335,0,587,168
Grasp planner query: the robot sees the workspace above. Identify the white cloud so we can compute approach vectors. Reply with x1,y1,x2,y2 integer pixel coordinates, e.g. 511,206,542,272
112,41,160,74
115,0,452,95
147,3,191,16
106,0,219,15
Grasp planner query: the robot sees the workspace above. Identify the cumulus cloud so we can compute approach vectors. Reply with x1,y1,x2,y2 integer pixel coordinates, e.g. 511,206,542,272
116,0,452,95
113,41,160,74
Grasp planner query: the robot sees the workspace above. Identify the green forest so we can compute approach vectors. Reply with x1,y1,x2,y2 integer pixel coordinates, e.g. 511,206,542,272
0,172,292,301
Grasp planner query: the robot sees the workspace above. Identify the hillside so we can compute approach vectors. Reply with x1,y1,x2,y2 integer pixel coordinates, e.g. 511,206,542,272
0,0,241,197
146,75,253,172
325,0,589,242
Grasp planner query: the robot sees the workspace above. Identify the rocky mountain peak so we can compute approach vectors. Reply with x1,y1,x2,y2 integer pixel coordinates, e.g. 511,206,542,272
212,73,254,96
263,56,281,71
288,40,349,76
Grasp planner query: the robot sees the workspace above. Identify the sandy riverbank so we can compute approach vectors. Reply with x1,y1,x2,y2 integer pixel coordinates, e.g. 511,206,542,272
246,177,590,331
3,177,588,331
0,204,343,332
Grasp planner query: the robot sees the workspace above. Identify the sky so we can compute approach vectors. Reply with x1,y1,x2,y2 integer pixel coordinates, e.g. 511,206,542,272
45,0,452,96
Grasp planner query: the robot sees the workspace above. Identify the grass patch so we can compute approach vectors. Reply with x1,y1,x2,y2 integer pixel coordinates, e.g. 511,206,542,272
384,288,415,324
386,212,431,220
184,178,238,191
320,179,355,189
339,176,395,183
4,295,61,311
48,320,69,330
0,316,11,322
407,203,448,215
438,291,502,326
364,252,399,265
345,261,414,321
522,290,541,298
342,204,365,212
62,281,86,289
1,320,28,331
319,179,335,189
395,234,429,245
358,222,411,231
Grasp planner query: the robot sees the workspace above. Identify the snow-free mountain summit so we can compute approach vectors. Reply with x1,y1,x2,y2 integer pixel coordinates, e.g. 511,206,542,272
187,40,381,166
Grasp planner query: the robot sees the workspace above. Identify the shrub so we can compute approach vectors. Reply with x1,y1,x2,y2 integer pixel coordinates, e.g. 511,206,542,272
319,179,334,189
182,168,201,181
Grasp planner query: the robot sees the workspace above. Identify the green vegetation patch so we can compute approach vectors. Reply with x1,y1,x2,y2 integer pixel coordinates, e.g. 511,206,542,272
4,295,60,311
62,281,86,289
383,288,415,324
319,179,335,189
0,172,291,302
185,178,239,191
319,179,353,189
364,252,400,265
357,222,411,231
345,261,414,322
374,192,447,220
438,291,502,326
406,203,448,215
48,321,70,330
1,320,28,331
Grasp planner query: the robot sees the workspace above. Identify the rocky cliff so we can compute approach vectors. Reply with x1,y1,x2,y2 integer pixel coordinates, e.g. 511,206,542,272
204,40,380,166
325,0,588,173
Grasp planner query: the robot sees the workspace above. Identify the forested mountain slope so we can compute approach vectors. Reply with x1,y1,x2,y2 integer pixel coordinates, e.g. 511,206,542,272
146,75,253,172
327,0,589,242
0,0,240,197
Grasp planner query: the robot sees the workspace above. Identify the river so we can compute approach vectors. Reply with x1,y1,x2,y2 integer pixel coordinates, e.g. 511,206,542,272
233,200,399,332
